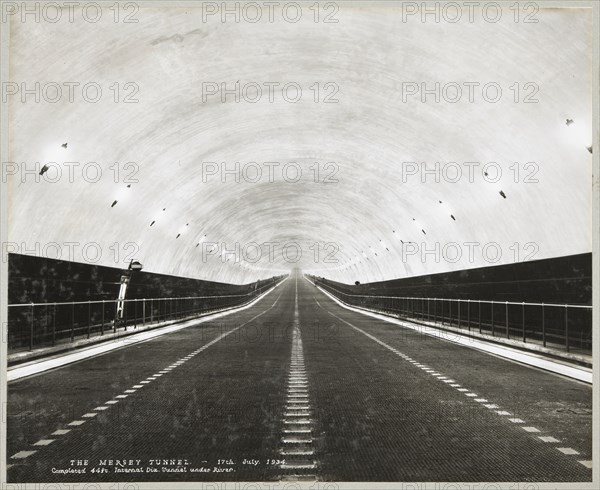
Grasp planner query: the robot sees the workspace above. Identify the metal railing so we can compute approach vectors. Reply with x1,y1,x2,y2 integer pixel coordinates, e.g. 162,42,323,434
7,278,283,353
314,279,592,353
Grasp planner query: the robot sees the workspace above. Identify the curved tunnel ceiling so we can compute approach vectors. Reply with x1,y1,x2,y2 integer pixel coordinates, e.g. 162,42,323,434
7,5,594,284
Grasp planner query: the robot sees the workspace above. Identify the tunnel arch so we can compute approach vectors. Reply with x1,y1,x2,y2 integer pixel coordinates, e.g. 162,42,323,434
7,5,593,284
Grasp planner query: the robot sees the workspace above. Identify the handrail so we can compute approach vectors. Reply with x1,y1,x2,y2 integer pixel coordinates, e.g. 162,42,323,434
315,281,592,309
7,285,273,307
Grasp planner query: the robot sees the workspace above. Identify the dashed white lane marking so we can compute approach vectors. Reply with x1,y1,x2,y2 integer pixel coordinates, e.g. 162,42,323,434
325,309,591,470
11,451,37,459
283,463,317,469
578,460,593,468
557,447,579,455
540,436,560,443
8,289,286,467
282,437,313,444
33,439,55,446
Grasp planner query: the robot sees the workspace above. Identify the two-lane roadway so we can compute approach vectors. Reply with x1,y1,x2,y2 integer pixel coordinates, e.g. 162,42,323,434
7,273,592,482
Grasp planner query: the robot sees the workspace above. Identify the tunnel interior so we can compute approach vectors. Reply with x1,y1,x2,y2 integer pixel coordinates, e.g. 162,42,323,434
2,3,596,485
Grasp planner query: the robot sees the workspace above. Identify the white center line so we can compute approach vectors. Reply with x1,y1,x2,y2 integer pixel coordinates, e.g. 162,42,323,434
278,278,317,480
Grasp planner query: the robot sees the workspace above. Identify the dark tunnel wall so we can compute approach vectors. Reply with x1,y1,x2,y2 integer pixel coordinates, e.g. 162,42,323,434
318,253,592,305
7,253,280,305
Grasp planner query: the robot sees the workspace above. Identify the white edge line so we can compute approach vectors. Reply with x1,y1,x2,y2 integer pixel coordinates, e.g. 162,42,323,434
307,277,592,384
8,278,287,382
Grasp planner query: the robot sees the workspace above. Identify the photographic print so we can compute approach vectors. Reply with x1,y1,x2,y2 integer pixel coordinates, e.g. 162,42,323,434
0,1,597,489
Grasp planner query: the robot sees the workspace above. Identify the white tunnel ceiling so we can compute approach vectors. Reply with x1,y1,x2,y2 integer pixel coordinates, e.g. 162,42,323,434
7,6,593,284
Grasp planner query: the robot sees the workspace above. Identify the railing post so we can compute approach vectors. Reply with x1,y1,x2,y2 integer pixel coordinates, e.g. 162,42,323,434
71,302,75,342
101,300,105,336
521,302,525,342
52,303,56,346
491,302,495,336
467,300,470,332
478,300,482,334
565,305,569,352
458,300,461,328
505,301,509,339
143,299,146,326
30,303,34,351
87,301,91,339
150,298,153,324
542,303,546,347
